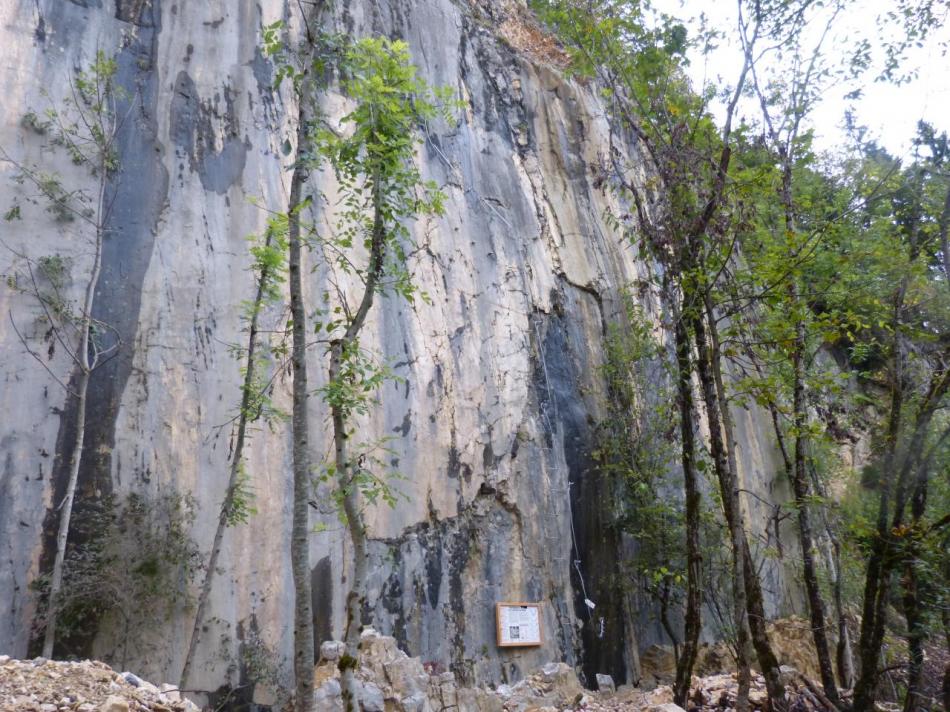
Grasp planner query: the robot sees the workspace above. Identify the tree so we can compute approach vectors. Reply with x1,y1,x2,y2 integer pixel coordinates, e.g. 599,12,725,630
1,51,125,658
263,11,330,708
307,38,452,710
840,129,950,712
179,214,288,692
529,2,790,708
264,24,453,709
734,1,854,704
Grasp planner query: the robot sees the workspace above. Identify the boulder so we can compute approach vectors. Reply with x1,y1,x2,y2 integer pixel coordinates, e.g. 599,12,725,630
596,673,616,693
641,645,677,684
313,678,343,712
359,680,385,712
320,640,346,662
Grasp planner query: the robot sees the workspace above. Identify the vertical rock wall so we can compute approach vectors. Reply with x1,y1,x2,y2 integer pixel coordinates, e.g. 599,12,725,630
0,0,803,700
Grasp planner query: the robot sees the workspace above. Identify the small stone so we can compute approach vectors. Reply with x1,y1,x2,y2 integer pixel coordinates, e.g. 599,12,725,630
0,655,10,664
39,704,57,712
99,696,129,712
120,671,158,694
649,704,687,712
595,673,615,694
121,671,144,687
32,657,49,666
360,627,381,642
540,662,564,681
320,640,346,662
398,692,429,712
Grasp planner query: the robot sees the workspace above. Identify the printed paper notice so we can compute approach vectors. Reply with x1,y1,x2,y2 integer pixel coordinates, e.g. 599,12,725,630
496,603,542,647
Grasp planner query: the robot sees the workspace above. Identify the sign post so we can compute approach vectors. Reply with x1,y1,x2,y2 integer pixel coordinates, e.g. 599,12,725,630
496,602,543,647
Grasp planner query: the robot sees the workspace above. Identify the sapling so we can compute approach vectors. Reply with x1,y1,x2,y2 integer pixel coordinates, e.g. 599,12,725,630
1,51,127,658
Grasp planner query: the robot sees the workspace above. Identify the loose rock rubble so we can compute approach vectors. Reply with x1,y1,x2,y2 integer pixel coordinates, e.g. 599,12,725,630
310,631,832,712
313,628,587,711
0,656,199,712
1,635,844,712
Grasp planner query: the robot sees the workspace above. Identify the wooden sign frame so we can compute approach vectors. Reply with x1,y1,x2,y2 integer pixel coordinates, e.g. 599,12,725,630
495,602,543,647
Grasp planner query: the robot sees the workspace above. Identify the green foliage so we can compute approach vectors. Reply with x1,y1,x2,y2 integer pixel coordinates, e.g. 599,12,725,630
309,37,458,517
224,463,258,526
261,30,460,525
31,492,201,656
309,37,452,311
46,50,123,176
594,293,685,604
6,51,122,228
233,211,293,428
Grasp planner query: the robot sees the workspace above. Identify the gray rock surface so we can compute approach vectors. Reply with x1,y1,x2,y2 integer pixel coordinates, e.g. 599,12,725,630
0,0,803,699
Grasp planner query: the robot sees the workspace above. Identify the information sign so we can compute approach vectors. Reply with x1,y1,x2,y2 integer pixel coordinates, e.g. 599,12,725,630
496,602,543,647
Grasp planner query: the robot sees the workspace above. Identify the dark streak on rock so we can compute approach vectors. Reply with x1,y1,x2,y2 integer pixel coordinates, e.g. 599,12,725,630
311,556,334,650
531,285,631,686
36,0,168,658
169,70,247,195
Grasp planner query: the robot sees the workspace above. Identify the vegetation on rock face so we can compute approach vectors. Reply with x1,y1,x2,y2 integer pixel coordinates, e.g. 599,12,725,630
29,492,201,667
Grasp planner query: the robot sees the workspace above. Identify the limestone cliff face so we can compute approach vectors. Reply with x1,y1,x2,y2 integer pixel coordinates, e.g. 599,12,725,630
0,0,802,701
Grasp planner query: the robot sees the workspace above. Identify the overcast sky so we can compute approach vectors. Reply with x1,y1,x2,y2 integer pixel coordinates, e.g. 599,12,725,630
650,0,950,158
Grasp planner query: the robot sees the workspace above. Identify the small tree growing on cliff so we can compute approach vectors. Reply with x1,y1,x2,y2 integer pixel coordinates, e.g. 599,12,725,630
1,51,125,658
179,212,288,692
307,37,454,710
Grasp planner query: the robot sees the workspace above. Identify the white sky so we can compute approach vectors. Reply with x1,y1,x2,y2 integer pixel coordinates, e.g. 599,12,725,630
650,0,950,158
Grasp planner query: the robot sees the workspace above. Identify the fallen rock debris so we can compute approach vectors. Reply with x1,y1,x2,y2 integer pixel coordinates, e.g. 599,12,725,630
0,634,845,711
0,656,198,712
309,629,837,712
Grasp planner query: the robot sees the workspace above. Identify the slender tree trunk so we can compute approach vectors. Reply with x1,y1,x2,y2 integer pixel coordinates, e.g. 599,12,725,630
706,295,757,710
660,578,681,665
855,365,950,712
807,461,855,689
938,184,950,287
900,428,949,712
334,340,369,711
824,529,854,689
900,563,923,712
853,296,904,712
42,193,105,657
673,307,703,708
942,567,950,712
179,233,274,692
686,299,754,712
289,93,315,712
335,167,385,712
43,366,90,658
790,317,841,707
